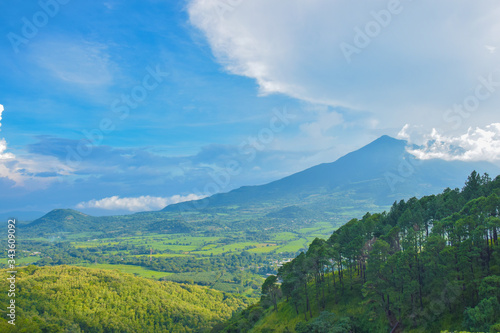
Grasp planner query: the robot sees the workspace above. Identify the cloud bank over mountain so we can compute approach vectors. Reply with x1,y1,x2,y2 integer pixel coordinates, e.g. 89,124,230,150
404,123,500,162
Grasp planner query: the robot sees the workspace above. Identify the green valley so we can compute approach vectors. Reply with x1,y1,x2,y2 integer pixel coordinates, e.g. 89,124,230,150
3,209,346,298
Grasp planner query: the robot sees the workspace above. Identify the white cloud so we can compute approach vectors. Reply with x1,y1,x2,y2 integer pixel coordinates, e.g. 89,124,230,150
0,104,15,161
397,123,429,145
76,194,205,212
0,139,14,160
406,123,500,162
397,124,411,140
188,0,500,129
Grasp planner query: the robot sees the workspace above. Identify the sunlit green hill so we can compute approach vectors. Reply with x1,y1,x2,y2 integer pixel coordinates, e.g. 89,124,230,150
0,265,249,332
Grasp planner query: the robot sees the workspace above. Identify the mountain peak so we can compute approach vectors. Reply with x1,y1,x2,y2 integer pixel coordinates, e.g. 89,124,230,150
339,135,407,164
366,135,406,148
375,134,402,142
162,134,500,212
23,209,95,235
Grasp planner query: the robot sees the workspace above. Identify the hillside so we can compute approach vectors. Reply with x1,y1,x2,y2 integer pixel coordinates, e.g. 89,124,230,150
0,265,249,332
217,172,500,332
21,209,97,234
19,209,192,238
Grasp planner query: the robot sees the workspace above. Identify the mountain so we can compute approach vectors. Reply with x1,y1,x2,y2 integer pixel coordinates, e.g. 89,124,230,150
163,135,500,212
22,136,500,237
22,209,97,235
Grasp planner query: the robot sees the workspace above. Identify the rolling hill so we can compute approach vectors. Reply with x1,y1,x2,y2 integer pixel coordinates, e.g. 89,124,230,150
0,265,248,332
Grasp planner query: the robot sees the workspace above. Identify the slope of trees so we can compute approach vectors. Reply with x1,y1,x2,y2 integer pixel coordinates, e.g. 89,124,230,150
0,265,249,332
218,172,500,332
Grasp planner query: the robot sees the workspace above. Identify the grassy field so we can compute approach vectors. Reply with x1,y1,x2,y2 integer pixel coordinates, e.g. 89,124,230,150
276,238,310,253
191,242,277,255
132,253,191,258
73,241,120,248
247,244,280,253
15,255,41,265
271,232,298,241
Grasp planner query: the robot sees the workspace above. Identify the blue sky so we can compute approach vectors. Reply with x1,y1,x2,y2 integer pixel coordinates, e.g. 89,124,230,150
1,0,500,217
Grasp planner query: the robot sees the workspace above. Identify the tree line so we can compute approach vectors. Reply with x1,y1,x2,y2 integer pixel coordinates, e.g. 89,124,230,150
253,172,500,332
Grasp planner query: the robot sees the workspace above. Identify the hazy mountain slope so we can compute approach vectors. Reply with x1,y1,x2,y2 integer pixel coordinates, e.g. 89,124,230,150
22,136,500,235
164,135,500,211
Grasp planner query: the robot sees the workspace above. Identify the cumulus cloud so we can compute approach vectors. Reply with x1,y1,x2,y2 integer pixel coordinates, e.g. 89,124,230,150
76,194,205,212
406,123,500,162
188,0,500,129
0,104,16,170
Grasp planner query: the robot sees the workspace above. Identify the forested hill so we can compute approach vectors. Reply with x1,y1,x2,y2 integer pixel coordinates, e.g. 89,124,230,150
0,265,249,332
218,171,500,333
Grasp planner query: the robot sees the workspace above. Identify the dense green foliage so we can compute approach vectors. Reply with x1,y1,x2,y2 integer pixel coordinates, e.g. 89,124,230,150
0,265,249,332
219,172,500,332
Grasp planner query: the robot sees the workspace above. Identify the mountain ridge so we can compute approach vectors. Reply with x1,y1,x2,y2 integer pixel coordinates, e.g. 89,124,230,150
23,135,500,235
163,135,500,212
